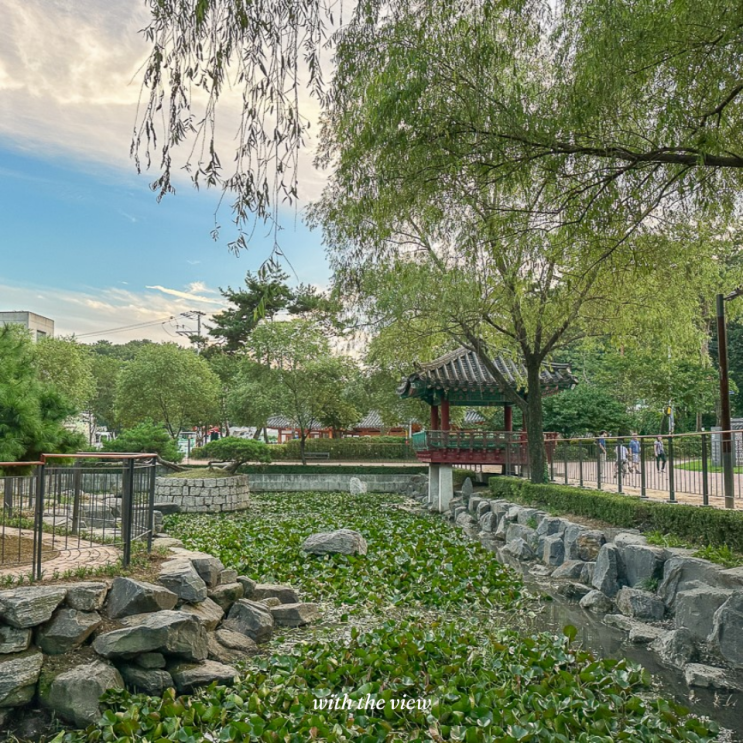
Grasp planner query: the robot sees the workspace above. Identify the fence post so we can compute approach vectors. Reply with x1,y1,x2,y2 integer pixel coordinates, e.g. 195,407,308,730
148,457,157,552
34,464,45,580
667,436,676,503
505,432,511,477
578,442,584,487
640,438,647,498
563,441,569,485
4,477,12,516
701,433,709,506
121,459,135,568
597,446,602,490
618,445,623,494
71,461,82,535
550,442,555,482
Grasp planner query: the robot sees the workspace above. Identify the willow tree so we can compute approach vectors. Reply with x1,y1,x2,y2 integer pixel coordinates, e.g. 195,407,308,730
311,0,742,481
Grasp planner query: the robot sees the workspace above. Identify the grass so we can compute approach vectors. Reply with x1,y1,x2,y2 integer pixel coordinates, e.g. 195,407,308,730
166,467,234,479
47,491,721,743
676,459,743,474
644,530,743,567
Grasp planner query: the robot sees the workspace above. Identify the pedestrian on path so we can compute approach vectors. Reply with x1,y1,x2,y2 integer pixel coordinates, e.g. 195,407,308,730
654,436,667,472
629,434,641,474
597,431,607,473
616,439,629,479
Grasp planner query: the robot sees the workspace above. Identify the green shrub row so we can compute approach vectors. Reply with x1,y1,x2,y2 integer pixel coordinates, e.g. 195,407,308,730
269,437,417,461
489,477,743,553
235,464,427,475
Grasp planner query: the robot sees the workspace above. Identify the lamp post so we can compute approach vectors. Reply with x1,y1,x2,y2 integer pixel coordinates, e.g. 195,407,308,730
717,288,743,510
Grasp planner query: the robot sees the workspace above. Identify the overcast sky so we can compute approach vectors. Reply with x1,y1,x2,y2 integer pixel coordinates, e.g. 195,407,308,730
0,0,330,343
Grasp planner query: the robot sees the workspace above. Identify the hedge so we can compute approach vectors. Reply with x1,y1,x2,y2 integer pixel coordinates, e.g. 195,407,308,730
269,437,417,461
235,464,427,475
489,477,743,553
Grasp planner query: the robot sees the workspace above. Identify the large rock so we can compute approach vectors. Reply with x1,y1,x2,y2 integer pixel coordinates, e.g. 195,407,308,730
708,591,743,669
535,517,566,537
575,531,606,561
301,529,368,556
169,660,237,694
501,537,535,563
684,663,741,691
250,584,298,604
651,628,697,669
210,629,259,663
592,544,622,597
658,556,725,607
45,661,123,726
135,652,166,669
64,583,108,612
563,523,587,561
93,610,208,661
168,549,225,589
0,649,43,707
0,625,32,654
220,569,239,585
0,587,67,629
178,597,225,631
476,500,492,519
270,602,319,627
505,523,537,549
552,560,591,584
119,665,173,695
579,590,613,614
461,478,474,498
674,586,733,642
456,511,478,531
615,587,665,621
479,511,498,533
236,576,256,598
106,578,177,619
619,544,666,588
208,583,245,612
36,608,102,655
515,507,539,525
349,477,367,495
540,535,565,567
157,560,208,603
223,600,274,643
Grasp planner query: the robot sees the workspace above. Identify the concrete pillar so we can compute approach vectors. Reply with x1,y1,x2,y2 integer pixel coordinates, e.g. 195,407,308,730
428,463,440,506
438,465,454,512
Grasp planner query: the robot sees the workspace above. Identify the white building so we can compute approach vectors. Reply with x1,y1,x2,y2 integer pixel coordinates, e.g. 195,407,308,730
0,310,55,341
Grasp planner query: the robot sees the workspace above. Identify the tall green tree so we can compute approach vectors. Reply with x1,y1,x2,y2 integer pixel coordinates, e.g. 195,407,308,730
35,336,95,410
115,344,221,438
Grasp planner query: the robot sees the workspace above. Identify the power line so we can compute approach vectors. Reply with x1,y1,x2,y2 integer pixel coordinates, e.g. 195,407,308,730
75,315,177,339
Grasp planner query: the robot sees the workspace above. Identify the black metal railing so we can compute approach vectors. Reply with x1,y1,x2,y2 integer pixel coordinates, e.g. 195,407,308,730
0,453,157,579
546,432,742,509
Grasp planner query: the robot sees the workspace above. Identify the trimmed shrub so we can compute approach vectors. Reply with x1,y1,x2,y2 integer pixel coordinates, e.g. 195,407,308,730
268,437,416,461
490,477,743,552
234,464,428,475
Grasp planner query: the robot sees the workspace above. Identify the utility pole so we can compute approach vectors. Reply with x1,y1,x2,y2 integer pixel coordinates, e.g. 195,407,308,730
176,310,207,353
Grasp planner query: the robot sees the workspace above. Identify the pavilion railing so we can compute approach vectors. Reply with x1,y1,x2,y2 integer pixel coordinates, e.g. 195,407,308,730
547,432,742,509
0,453,157,580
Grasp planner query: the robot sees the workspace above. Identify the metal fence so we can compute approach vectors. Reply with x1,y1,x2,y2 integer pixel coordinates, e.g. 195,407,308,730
547,432,743,509
0,453,157,579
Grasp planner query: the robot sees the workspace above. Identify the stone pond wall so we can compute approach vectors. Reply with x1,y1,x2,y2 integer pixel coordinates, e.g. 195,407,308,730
439,485,743,689
247,472,427,496
0,539,318,731
154,474,250,513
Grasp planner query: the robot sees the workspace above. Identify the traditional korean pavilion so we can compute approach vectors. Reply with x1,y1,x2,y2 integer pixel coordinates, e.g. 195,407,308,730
398,347,576,510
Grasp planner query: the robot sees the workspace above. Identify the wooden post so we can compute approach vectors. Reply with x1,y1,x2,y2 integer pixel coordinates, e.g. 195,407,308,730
430,405,440,431
440,399,450,431
504,404,513,432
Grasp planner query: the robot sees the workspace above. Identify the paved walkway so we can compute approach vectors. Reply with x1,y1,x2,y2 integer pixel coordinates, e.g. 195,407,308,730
0,529,120,580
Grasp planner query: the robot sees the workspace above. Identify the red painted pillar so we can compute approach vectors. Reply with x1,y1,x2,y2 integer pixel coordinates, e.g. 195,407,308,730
504,404,513,432
430,405,440,430
441,399,450,431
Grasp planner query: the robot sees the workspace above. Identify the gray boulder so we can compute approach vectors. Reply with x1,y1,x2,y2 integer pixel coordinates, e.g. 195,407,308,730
505,505,523,522
461,478,474,497
468,496,485,515
64,583,108,612
684,663,741,691
120,665,173,695
220,569,239,585
516,507,539,526
456,511,478,530
106,578,177,619
476,500,491,519
135,652,166,669
505,523,537,549
178,597,225,631
169,549,225,588
0,587,67,629
208,583,245,612
250,584,299,604
260,597,281,608
651,628,697,669
579,590,613,614
563,524,587,561
555,581,591,600
210,629,259,663
0,625,31,654
658,556,725,607
674,586,733,642
552,560,590,584
236,576,256,598
36,608,102,655
502,537,535,563
169,660,237,694
0,649,43,707
619,543,666,588
301,529,368,556
540,535,565,567
479,511,498,533
614,532,647,548
349,477,367,495
536,516,566,537
223,600,274,643
157,560,208,603
592,544,622,597
575,531,606,561
628,623,667,644
270,602,319,627
45,661,123,727
708,591,743,669
615,587,665,621
94,610,208,661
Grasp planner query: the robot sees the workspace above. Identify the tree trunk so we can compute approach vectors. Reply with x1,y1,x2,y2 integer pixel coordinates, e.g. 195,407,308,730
299,433,307,465
525,360,547,484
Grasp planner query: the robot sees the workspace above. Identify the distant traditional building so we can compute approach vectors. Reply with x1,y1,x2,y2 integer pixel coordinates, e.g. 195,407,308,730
0,311,54,341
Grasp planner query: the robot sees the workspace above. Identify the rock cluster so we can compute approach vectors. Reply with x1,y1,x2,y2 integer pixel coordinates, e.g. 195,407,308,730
448,487,743,690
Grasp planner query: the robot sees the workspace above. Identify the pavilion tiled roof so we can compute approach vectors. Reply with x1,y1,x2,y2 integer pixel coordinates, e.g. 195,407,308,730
266,415,325,430
463,409,487,425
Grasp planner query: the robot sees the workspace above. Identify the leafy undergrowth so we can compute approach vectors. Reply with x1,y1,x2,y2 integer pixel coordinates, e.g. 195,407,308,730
50,492,720,742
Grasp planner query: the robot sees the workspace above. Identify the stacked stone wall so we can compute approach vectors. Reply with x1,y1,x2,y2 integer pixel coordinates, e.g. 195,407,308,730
154,475,250,513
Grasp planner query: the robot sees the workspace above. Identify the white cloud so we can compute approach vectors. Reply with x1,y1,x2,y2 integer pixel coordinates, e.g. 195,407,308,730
145,285,223,304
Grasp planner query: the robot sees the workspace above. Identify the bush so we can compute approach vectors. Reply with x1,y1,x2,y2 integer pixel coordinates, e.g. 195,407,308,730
490,477,743,552
102,421,182,463
269,436,416,461
192,437,271,472
234,464,427,475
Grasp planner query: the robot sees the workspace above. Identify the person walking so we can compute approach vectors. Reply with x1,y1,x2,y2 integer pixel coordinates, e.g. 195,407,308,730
629,434,641,474
615,438,629,479
597,430,607,475
654,436,667,473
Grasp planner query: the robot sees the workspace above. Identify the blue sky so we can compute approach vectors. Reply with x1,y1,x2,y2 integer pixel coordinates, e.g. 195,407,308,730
0,0,330,342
